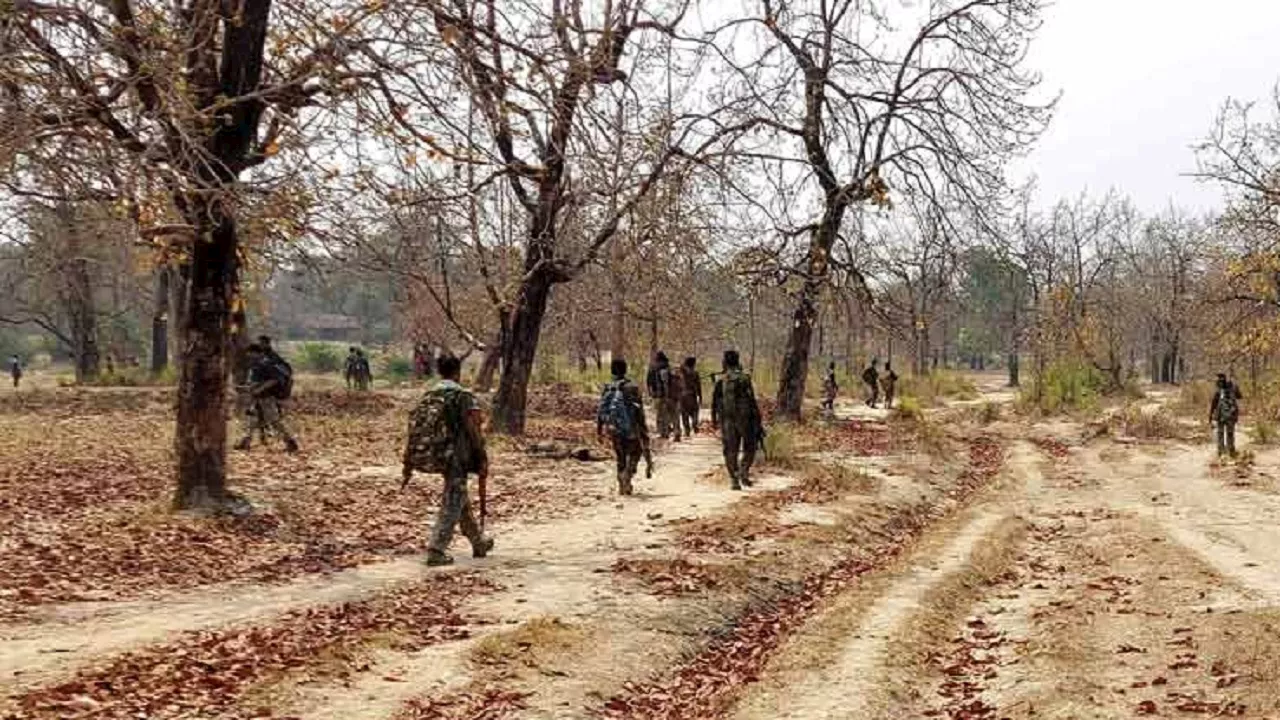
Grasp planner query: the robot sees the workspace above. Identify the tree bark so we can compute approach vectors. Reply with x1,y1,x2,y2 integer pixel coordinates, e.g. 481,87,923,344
776,207,844,421
64,253,100,382
151,266,170,375
490,271,554,434
173,202,238,511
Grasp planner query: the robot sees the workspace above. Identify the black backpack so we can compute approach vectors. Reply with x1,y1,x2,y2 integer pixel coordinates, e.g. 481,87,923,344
271,355,293,400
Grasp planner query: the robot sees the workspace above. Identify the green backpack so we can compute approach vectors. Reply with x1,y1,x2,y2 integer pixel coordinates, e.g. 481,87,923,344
720,370,753,429
405,385,469,473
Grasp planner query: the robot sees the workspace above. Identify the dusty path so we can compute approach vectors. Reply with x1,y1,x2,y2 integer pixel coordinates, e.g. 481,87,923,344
0,434,760,697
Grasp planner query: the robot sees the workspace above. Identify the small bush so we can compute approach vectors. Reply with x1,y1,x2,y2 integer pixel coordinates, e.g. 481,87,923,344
762,422,798,467
894,395,924,422
978,401,1001,424
382,355,413,382
1114,403,1181,440
898,371,978,406
1174,380,1216,418
1019,360,1105,415
295,342,342,373
1252,420,1278,447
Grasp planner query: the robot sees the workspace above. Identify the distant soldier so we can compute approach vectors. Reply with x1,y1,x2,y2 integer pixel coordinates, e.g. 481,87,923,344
647,351,682,441
235,343,300,453
597,358,652,496
712,349,764,491
1210,373,1243,458
403,354,493,566
678,356,703,436
356,349,372,390
9,355,20,389
882,362,900,410
345,347,361,389
821,361,838,414
862,358,881,408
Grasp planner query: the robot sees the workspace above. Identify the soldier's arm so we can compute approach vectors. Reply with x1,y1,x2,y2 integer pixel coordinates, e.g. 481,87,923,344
626,383,650,437
1210,393,1219,421
711,380,723,427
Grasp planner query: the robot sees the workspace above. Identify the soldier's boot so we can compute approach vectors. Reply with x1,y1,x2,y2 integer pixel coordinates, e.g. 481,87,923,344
284,437,300,454
425,550,454,567
471,536,494,559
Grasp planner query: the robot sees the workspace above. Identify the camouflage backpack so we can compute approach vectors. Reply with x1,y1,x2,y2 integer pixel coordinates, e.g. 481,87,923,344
405,384,469,473
720,370,753,429
1216,385,1240,422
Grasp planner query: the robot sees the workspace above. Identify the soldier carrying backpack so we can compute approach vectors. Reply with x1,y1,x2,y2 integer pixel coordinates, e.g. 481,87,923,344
712,349,764,491
598,358,651,496
234,343,299,453
402,354,493,566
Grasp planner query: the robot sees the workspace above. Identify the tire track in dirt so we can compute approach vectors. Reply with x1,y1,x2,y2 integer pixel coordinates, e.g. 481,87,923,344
729,509,1010,720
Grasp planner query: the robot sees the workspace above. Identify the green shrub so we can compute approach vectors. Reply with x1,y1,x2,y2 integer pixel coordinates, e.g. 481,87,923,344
762,422,798,468
1019,360,1105,415
1115,403,1180,439
382,355,413,381
295,342,342,373
978,401,1002,424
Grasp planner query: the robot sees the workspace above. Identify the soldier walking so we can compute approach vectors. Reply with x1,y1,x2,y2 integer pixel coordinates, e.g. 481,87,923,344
862,358,881,408
9,355,21,389
235,343,300,453
345,347,361,389
882,361,900,410
712,350,764,491
647,351,681,441
402,354,494,566
678,356,702,436
821,361,838,414
1210,373,1243,458
597,358,651,496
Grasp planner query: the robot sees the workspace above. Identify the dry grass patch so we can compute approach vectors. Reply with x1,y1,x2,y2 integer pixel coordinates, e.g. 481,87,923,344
471,616,585,669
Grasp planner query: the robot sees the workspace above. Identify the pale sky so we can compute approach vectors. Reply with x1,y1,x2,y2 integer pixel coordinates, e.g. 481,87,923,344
1020,0,1280,212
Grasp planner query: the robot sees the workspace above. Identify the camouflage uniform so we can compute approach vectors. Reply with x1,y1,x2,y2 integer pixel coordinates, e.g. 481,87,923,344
881,366,899,409
821,367,838,412
236,355,298,452
713,368,763,490
862,363,881,408
678,364,702,436
597,377,650,495
412,379,491,559
345,350,360,389
648,358,681,441
1210,379,1243,457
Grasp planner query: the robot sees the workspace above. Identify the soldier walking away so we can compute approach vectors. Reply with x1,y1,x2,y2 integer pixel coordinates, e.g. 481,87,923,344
647,351,682,441
345,347,361,389
403,354,494,566
597,358,652,496
882,362,900,409
235,343,300,453
1210,373,1243,458
862,358,881,408
678,356,703,436
9,355,21,389
821,361,838,415
712,350,765,491
357,349,372,390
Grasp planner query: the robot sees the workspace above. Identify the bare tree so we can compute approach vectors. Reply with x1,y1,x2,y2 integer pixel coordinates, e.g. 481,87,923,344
709,0,1051,420
2,0,389,510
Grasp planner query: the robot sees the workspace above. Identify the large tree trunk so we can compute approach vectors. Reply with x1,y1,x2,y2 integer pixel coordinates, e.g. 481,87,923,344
491,272,554,435
64,254,100,382
151,266,170,375
776,207,844,420
170,265,189,367
173,203,238,511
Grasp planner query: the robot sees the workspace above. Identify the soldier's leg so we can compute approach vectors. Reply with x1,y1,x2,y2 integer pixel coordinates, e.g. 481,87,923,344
262,399,299,452
723,428,743,490
1227,421,1238,456
428,472,468,561
235,403,259,450
455,486,492,556
671,401,682,441
741,434,758,487
624,439,642,494
611,435,629,493
1216,422,1227,456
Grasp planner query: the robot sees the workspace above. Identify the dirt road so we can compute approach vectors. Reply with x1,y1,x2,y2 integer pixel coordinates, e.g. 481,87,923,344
7,386,1280,719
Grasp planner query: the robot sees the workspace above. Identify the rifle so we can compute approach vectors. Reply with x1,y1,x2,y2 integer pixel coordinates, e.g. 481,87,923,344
478,470,487,534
